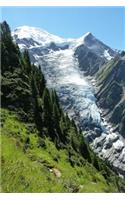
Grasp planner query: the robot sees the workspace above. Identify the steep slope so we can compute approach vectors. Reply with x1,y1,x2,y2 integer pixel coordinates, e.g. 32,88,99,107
74,32,117,75
12,26,117,59
77,32,116,60
12,25,117,129
3,108,125,193
96,53,125,138
2,21,125,192
13,26,117,77
12,25,125,176
1,21,88,154
13,26,69,49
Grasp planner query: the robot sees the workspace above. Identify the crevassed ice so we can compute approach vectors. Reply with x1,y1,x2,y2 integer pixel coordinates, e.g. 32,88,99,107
37,48,102,126
14,26,125,175
35,47,125,175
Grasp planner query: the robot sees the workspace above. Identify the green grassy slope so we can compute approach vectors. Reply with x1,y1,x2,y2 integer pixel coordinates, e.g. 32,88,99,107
96,54,125,137
1,109,120,193
1,21,125,193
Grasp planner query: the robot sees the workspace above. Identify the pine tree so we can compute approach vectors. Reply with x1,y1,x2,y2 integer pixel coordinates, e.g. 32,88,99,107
23,50,32,74
1,21,21,74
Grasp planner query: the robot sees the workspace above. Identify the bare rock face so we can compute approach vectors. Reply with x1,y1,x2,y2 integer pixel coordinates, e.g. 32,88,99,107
13,26,125,176
96,55,125,138
74,32,117,76
74,44,106,76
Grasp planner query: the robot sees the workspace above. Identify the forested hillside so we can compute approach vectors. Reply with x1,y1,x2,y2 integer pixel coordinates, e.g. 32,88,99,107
1,21,125,192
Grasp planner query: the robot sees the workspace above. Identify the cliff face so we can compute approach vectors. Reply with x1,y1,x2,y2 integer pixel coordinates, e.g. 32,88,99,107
96,53,125,138
2,21,125,193
12,24,125,176
74,32,117,76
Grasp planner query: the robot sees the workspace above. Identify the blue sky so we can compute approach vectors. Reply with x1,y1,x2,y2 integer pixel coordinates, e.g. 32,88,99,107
1,6,125,50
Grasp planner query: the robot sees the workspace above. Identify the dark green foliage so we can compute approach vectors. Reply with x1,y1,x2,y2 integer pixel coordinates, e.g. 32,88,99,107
1,21,21,74
1,21,90,157
1,21,125,191
23,50,32,74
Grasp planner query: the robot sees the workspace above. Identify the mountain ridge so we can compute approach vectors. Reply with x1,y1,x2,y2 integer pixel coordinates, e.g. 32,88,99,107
12,25,117,60
2,20,125,192
96,53,125,138
12,24,125,176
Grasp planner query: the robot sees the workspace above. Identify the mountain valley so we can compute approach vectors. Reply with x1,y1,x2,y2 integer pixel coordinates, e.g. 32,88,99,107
1,21,125,192
12,25,125,177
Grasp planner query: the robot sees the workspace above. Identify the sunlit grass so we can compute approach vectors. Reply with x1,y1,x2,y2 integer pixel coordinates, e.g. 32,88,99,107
1,109,118,192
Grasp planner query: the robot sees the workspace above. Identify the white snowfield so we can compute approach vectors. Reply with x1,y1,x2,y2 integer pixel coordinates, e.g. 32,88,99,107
13,26,125,176
13,26,67,46
104,49,113,60
13,26,115,57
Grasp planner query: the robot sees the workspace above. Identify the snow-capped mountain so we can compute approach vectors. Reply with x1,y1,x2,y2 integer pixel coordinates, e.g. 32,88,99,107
13,26,68,47
80,32,115,60
13,26,117,76
13,26,125,176
74,32,117,75
13,26,117,60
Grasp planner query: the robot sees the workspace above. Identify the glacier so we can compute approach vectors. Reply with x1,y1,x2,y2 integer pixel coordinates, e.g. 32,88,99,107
36,48,102,126
13,26,125,176
33,45,125,176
